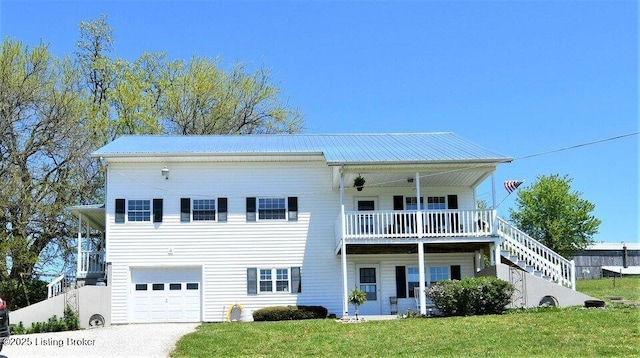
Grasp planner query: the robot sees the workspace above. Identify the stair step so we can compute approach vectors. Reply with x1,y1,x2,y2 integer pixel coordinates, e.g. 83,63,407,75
533,271,543,278
525,266,535,273
501,250,511,257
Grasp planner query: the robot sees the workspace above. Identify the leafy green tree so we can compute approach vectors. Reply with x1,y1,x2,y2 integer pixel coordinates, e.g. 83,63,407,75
509,174,600,258
0,39,99,283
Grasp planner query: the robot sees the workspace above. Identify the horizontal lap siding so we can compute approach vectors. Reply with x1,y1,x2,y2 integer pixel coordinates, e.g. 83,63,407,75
106,160,343,322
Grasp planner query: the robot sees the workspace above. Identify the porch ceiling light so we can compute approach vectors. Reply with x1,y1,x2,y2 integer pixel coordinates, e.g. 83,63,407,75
161,166,170,180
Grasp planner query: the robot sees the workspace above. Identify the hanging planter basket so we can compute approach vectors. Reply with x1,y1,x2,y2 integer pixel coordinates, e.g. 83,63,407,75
353,175,366,191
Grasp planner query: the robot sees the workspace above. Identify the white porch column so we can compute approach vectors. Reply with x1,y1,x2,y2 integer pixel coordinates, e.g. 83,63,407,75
340,169,349,317
415,172,423,237
418,242,426,315
77,213,82,275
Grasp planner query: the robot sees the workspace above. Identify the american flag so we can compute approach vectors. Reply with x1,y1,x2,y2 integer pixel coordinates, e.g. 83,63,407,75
504,180,523,194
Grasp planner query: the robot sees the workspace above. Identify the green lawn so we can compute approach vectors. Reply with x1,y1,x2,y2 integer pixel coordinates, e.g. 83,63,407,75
577,276,640,302
172,277,640,357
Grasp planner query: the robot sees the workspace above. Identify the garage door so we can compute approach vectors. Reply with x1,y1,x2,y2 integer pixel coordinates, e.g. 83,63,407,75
130,267,201,323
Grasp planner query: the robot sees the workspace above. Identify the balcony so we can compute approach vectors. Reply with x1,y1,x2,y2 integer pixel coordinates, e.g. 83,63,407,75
336,209,496,244
78,250,106,278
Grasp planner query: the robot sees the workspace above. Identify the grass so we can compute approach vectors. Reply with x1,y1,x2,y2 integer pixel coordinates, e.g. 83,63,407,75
577,276,640,303
171,277,640,357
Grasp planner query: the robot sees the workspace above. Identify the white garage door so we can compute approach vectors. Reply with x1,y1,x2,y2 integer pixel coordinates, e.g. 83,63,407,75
130,267,201,323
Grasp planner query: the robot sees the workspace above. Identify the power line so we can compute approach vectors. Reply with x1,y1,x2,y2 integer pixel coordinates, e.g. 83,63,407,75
514,132,638,161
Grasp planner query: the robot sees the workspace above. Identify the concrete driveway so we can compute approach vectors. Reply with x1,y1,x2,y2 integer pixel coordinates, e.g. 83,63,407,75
0,323,198,358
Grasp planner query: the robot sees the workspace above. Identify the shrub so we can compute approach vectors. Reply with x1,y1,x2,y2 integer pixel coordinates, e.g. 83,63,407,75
252,305,328,321
426,277,514,316
9,305,80,335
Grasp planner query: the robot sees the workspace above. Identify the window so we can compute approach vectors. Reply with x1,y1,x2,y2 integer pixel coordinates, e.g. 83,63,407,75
427,196,446,210
135,284,147,291
276,269,289,292
169,283,181,290
430,266,450,285
258,198,286,220
259,269,273,292
407,267,428,298
405,197,424,210
128,200,151,221
247,197,298,221
186,283,199,290
247,267,301,294
152,283,164,291
359,268,377,301
193,199,216,221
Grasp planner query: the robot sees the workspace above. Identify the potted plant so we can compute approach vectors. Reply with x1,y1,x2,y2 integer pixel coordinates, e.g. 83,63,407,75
353,175,366,191
348,287,367,320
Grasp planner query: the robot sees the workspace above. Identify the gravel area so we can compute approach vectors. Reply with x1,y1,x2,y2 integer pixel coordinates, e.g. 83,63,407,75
0,323,199,358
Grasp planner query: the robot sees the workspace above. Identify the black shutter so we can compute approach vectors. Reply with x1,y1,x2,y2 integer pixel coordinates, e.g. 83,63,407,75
393,196,404,210
180,198,190,222
447,195,458,209
451,265,461,280
153,199,163,222
288,197,298,221
115,199,125,223
395,266,407,298
246,197,256,222
218,197,228,222
247,268,257,294
291,267,301,293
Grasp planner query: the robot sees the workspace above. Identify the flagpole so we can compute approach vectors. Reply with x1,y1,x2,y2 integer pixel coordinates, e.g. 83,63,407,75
496,179,525,208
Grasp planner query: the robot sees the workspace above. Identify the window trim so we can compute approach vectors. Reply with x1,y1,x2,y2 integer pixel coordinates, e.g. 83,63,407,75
127,199,152,222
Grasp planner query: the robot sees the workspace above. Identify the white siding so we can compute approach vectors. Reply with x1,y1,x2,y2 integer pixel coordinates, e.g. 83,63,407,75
106,159,486,322
106,160,344,323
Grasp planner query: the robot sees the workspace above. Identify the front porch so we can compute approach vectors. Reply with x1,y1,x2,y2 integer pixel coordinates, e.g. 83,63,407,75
70,205,106,282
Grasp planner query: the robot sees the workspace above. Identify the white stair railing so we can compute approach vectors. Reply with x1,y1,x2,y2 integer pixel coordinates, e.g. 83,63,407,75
497,217,575,289
47,274,66,299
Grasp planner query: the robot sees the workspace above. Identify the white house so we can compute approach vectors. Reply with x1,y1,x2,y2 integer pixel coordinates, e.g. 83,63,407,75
59,133,590,325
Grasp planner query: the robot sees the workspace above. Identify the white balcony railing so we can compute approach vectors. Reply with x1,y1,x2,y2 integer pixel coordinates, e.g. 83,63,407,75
77,250,106,278
338,209,496,241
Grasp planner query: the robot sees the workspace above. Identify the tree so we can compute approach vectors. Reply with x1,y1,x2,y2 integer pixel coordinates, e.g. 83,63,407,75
0,15,304,299
509,174,601,258
0,39,101,283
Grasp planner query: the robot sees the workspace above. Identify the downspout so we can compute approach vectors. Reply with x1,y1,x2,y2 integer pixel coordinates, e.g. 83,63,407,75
340,166,349,317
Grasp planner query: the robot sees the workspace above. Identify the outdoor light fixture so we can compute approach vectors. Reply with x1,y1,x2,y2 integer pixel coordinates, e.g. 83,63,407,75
161,166,170,180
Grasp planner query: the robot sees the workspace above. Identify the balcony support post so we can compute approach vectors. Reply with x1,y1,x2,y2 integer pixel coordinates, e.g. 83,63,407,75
340,168,349,317
77,213,82,276
418,242,426,315
491,173,497,209
415,172,424,237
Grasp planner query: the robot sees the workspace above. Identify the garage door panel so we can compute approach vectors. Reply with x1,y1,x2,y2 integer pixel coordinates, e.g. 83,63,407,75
130,267,201,323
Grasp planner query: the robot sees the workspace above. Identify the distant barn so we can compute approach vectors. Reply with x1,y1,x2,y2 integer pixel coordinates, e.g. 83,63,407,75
574,242,640,279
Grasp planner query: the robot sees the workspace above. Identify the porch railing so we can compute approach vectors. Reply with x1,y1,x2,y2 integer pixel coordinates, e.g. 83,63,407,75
77,250,106,278
47,274,66,299
497,217,575,289
338,209,496,240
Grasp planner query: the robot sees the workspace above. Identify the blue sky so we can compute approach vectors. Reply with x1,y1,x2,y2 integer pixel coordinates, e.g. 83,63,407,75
1,1,637,244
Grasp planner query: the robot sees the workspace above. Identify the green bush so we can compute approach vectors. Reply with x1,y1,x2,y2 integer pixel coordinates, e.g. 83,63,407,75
0,278,48,310
9,305,80,335
426,277,514,316
252,305,328,321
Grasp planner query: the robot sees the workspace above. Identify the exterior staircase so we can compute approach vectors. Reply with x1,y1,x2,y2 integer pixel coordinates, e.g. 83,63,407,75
496,216,575,290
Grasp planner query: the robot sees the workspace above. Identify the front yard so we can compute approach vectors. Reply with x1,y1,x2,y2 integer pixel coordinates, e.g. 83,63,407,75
171,277,640,357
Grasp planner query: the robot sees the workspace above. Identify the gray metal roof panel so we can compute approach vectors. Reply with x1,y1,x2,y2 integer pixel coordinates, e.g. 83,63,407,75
92,133,511,164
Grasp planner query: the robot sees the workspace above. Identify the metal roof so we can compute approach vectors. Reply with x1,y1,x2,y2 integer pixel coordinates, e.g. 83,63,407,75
92,133,511,165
